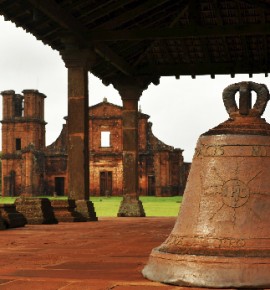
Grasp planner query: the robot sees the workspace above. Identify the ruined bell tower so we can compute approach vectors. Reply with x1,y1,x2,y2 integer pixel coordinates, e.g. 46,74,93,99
1,90,46,196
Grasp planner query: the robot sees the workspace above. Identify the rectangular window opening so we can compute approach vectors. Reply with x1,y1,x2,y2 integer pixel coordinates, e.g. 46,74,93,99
15,138,21,150
101,131,110,147
14,97,24,117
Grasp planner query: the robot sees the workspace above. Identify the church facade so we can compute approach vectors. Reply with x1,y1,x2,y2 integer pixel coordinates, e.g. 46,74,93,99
1,90,189,197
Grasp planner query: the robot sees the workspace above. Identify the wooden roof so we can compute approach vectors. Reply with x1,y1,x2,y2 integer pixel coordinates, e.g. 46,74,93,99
0,0,270,87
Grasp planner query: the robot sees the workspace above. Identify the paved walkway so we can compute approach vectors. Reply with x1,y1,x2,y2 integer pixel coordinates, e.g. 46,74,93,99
0,217,184,290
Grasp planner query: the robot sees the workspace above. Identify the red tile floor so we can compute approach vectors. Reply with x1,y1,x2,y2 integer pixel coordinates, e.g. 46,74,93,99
0,217,183,289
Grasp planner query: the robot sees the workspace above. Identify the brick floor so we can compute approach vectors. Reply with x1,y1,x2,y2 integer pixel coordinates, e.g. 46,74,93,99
0,217,176,290
0,217,268,290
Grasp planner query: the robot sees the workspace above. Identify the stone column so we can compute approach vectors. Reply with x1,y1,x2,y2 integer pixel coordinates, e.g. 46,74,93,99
116,83,146,217
61,48,97,221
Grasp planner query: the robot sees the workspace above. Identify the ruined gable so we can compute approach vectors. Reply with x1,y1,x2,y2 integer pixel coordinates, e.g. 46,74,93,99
1,93,188,197
90,99,123,118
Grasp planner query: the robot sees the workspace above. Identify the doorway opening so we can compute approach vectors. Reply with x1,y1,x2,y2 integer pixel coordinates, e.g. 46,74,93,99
100,171,112,196
55,177,65,196
148,175,156,196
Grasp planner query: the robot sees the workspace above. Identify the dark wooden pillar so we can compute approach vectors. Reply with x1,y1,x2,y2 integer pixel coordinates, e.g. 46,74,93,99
116,82,146,217
61,48,97,221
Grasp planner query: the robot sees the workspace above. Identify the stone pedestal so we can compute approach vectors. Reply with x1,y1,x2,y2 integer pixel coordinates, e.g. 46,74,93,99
117,195,145,217
51,199,86,222
0,204,26,228
15,197,58,224
75,200,97,221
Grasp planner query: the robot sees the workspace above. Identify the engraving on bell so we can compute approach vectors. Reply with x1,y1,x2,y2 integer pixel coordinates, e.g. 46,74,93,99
142,82,270,288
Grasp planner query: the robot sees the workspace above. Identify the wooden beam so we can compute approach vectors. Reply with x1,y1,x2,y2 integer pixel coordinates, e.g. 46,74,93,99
137,62,270,76
94,43,135,76
25,0,136,76
87,23,270,41
26,0,82,32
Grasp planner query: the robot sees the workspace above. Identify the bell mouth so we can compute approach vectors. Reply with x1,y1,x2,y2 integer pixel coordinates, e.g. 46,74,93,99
142,248,270,288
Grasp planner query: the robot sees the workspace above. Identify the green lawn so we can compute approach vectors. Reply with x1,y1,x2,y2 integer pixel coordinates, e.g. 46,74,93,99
91,196,182,217
0,196,182,217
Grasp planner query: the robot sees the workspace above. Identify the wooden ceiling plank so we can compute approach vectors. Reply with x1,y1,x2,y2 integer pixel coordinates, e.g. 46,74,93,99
188,0,201,25
212,0,232,62
97,0,172,29
237,0,270,10
235,1,253,69
132,0,189,67
79,0,131,24
212,0,224,26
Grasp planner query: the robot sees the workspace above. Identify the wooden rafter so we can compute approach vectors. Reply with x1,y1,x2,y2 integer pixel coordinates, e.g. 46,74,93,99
94,43,135,77
79,0,132,24
97,0,172,29
25,0,136,77
132,0,189,66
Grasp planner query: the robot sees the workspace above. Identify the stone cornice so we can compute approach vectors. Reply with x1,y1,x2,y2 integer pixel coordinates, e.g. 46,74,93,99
1,153,22,160
89,116,122,120
1,90,15,96
1,118,47,125
90,152,122,158
22,89,47,98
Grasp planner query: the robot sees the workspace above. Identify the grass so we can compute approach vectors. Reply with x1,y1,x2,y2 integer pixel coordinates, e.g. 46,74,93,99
91,196,182,217
0,196,182,217
0,197,15,204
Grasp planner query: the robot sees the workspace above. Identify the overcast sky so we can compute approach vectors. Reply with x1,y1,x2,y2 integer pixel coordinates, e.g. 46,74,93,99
0,15,269,162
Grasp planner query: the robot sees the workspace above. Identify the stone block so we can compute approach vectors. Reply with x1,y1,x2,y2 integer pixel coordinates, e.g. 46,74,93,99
51,199,86,222
0,203,26,228
0,215,6,230
75,200,98,221
117,195,145,217
15,197,58,224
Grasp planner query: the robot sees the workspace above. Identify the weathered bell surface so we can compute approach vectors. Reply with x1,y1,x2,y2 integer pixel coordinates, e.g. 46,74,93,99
142,82,270,288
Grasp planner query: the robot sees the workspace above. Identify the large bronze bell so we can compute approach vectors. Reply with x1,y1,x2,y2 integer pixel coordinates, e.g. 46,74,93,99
143,82,270,288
